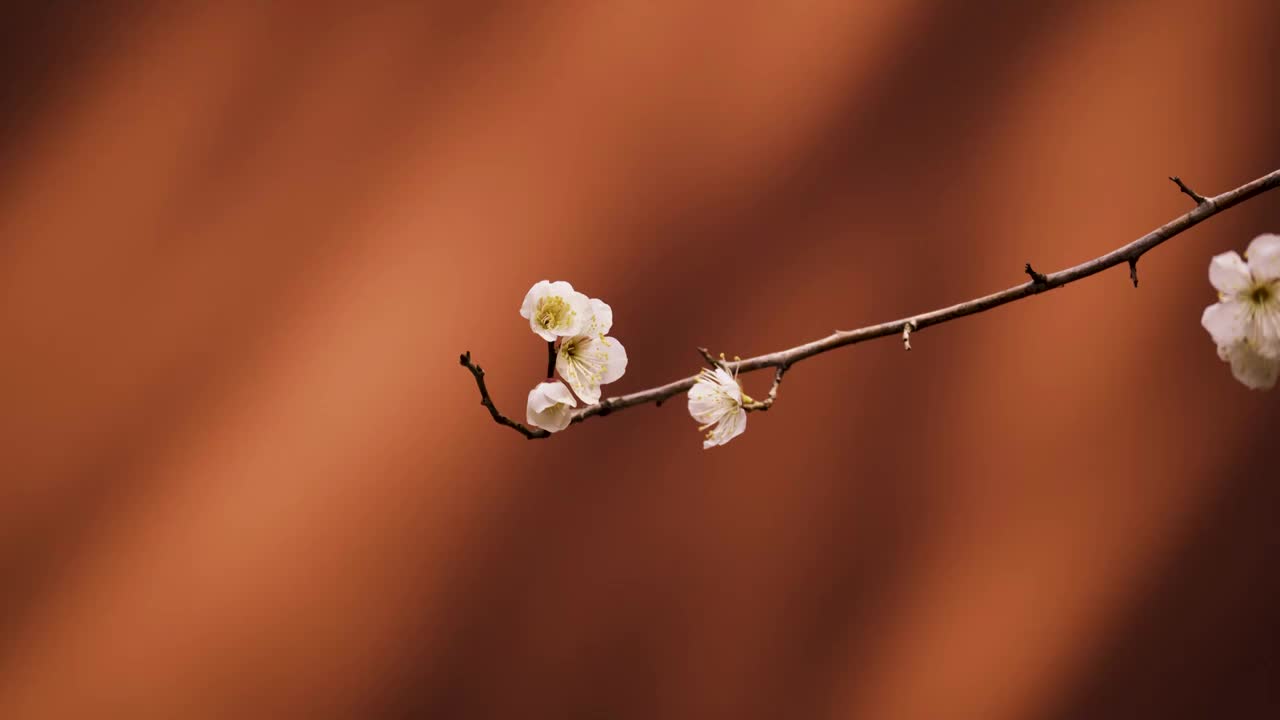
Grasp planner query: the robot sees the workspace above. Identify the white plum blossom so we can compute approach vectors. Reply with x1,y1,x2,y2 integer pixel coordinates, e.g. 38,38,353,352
556,297,627,404
526,381,577,432
520,280,590,342
687,366,748,449
1201,233,1280,389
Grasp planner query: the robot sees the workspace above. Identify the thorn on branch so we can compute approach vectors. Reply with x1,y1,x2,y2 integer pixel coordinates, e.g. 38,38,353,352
1169,175,1208,205
902,320,918,351
1128,258,1139,288
1024,263,1049,288
459,350,550,440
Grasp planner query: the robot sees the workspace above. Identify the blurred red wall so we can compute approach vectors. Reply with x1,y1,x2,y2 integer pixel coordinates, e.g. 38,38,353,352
1,2,1278,718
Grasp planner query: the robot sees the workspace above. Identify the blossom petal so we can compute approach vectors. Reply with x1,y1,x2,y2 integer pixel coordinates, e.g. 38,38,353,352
1246,306,1280,359
564,293,590,336
1219,341,1280,390
1245,234,1280,281
1208,251,1251,296
558,365,600,404
528,406,573,432
1201,301,1248,347
550,282,590,337
544,380,577,406
529,380,576,413
597,337,627,384
544,280,577,297
585,298,613,336
703,408,747,449
557,338,605,403
519,280,551,319
688,387,733,425
526,381,577,432
709,367,742,402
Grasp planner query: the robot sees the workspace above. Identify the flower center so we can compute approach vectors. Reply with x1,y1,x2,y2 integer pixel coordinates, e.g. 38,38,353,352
1249,283,1273,306
536,296,572,330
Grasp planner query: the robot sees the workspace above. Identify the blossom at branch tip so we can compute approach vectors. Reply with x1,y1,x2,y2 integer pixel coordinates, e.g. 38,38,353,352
556,297,627,404
1201,234,1280,389
520,280,590,341
687,366,747,449
526,381,577,432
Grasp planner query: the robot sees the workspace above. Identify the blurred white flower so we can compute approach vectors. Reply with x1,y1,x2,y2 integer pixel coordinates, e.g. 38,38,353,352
1202,234,1280,356
556,298,627,404
520,280,590,341
687,366,747,449
1202,234,1280,389
526,381,577,432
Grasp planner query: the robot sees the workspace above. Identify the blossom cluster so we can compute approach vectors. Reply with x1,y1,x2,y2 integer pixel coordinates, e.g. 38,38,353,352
1201,234,1280,390
520,281,627,432
516,279,754,448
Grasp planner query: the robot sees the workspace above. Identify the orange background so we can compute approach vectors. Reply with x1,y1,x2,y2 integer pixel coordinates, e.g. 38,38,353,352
1,2,1278,718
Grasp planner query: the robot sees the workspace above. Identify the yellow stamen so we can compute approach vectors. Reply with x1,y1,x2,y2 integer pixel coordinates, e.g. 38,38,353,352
536,296,573,330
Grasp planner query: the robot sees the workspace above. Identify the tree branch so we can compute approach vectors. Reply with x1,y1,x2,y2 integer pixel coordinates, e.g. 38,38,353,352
459,352,550,439
464,168,1280,439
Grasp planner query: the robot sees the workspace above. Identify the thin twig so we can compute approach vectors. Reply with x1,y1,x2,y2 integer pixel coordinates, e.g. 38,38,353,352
1170,175,1209,205
545,341,556,379
744,364,788,412
464,168,1280,439
1024,262,1049,287
459,352,550,439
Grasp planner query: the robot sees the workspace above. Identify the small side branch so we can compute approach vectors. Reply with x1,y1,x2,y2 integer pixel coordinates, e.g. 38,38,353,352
744,364,788,412
1024,262,1049,287
902,320,917,351
460,352,550,440
1170,175,1208,205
